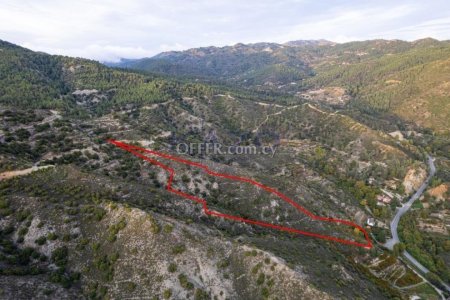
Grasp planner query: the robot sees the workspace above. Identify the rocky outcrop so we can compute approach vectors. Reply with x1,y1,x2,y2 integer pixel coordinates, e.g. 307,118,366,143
403,167,427,194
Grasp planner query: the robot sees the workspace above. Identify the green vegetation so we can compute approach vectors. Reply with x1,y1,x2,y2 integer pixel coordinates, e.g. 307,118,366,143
399,212,450,281
0,40,69,109
178,273,194,290
119,39,450,132
194,288,209,300
172,244,186,255
107,217,127,242
0,38,448,299
0,39,213,116
35,236,47,245
168,263,177,273
305,40,450,131
49,246,80,288
148,214,161,234
118,43,312,87
396,269,422,287
163,224,174,233
94,253,119,281
256,273,265,285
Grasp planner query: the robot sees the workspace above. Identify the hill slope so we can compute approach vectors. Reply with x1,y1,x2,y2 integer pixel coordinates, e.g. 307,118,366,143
118,39,450,133
0,40,448,299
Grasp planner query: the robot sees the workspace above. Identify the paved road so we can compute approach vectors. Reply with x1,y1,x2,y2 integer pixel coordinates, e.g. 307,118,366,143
403,251,429,273
384,155,450,295
385,155,436,251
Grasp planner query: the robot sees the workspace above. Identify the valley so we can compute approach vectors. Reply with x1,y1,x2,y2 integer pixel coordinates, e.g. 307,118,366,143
0,37,449,299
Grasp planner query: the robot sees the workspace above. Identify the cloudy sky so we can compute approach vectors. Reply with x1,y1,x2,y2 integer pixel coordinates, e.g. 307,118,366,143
1,0,449,61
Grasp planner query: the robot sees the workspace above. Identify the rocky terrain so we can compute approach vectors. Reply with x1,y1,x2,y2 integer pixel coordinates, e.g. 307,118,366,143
0,39,449,299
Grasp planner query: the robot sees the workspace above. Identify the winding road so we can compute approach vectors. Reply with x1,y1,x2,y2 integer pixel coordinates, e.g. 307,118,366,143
385,155,436,252
384,155,450,296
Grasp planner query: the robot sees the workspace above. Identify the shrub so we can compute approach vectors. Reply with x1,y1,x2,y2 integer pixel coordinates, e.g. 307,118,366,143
178,274,194,290
194,288,209,300
51,246,68,268
244,249,258,257
18,227,28,237
35,236,47,245
217,259,230,269
125,282,136,292
168,263,177,273
172,244,186,255
261,287,270,298
163,224,173,233
62,234,72,242
108,217,127,242
16,210,31,222
47,232,58,240
251,262,262,274
0,198,9,209
94,254,115,281
181,174,191,183
256,273,265,285
148,215,160,234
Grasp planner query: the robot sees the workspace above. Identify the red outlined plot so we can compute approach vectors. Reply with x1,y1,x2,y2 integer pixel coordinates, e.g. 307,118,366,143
108,139,372,249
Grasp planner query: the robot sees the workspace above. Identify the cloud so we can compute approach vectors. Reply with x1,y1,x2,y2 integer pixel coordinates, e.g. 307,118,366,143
0,0,449,61
276,4,421,43
21,43,156,62
375,17,450,40
159,43,188,53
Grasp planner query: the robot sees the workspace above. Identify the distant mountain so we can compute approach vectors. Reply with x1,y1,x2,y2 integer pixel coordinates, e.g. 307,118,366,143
102,58,140,68
111,38,450,132
0,38,449,300
304,38,450,132
0,39,70,108
283,39,336,47
112,42,316,86
0,39,209,114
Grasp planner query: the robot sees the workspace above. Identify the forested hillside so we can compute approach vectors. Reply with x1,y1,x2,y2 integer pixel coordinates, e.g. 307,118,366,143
0,40,69,108
0,39,213,115
306,39,450,132
0,39,448,299
118,39,450,133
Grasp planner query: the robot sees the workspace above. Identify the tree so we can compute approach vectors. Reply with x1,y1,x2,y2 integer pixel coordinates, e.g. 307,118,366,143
393,243,405,257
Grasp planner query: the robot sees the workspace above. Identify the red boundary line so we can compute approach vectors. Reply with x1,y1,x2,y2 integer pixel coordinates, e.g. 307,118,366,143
108,139,372,249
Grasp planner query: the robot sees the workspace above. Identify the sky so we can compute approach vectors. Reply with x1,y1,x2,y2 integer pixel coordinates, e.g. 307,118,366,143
0,0,449,62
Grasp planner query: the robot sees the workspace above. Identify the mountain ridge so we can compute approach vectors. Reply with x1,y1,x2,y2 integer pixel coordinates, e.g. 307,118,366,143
106,38,450,133
0,39,448,299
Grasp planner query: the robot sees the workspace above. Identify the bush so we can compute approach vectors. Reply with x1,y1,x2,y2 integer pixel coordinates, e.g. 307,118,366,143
94,254,116,281
256,273,265,285
181,174,191,183
194,288,209,300
16,210,31,222
217,259,230,269
125,282,136,292
35,236,47,245
107,217,127,242
178,274,194,290
172,244,186,255
245,249,258,257
168,263,177,273
51,246,68,268
18,227,28,237
163,224,173,233
148,215,160,234
261,287,270,298
47,232,58,240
